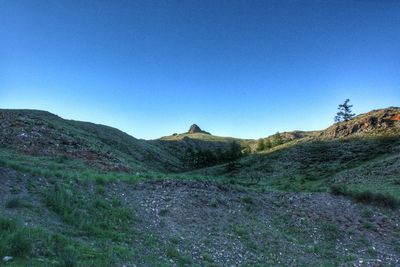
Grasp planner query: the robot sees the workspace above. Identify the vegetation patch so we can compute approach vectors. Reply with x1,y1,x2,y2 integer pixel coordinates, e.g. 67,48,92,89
42,184,134,238
330,185,399,209
5,197,23,209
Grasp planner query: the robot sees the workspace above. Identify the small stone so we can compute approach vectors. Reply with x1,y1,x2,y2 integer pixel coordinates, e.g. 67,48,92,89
3,256,13,262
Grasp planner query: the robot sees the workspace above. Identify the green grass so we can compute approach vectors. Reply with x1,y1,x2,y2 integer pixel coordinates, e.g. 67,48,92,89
0,217,32,258
2,109,400,209
192,135,400,206
0,147,170,184
160,132,245,142
0,109,185,173
0,216,99,266
42,183,134,238
2,132,400,211
0,181,194,266
330,184,399,209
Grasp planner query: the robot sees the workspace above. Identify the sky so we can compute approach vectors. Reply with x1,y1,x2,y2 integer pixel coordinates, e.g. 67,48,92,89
1,0,399,139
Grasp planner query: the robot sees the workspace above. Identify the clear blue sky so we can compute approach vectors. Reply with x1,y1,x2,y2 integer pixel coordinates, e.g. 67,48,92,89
1,0,399,139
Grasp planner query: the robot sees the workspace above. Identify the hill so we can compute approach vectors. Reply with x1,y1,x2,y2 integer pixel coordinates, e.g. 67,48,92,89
0,109,184,174
158,123,247,143
194,107,400,204
322,107,400,138
0,107,400,266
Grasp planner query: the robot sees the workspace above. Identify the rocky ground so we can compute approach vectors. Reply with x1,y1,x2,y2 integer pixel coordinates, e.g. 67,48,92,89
1,167,399,266
113,181,400,266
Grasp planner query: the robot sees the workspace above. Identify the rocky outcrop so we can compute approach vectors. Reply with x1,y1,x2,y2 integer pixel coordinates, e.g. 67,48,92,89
322,107,400,138
187,124,211,135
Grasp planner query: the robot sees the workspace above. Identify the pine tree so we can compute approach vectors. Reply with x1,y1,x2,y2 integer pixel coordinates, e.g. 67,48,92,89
227,141,242,160
264,138,272,149
271,132,283,147
225,141,242,172
334,99,355,123
256,138,265,151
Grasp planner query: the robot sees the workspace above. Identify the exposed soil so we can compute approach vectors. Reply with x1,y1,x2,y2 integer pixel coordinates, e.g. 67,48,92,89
112,180,400,266
1,168,399,266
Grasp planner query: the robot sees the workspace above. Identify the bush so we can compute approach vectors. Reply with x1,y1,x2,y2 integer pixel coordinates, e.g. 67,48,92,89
256,139,265,151
354,191,399,208
330,185,399,209
0,217,17,231
6,197,22,209
242,196,254,205
330,184,346,196
95,176,106,185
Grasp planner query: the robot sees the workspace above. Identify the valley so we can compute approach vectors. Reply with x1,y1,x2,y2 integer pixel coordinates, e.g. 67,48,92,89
0,107,400,266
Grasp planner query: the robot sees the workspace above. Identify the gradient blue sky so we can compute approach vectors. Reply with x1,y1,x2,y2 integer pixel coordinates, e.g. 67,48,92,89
1,0,399,139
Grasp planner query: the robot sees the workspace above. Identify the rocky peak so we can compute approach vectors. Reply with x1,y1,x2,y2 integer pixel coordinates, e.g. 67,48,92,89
322,107,400,138
187,124,211,135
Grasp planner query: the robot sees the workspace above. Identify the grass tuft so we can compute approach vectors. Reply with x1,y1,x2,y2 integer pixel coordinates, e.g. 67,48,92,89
0,217,32,258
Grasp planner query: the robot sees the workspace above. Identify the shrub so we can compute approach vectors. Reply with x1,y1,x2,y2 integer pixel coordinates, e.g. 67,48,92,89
256,139,265,151
96,185,106,195
166,246,180,258
354,191,399,208
55,155,69,164
95,176,106,185
159,209,169,216
0,217,16,231
242,196,254,205
330,184,346,196
330,185,399,209
6,197,22,209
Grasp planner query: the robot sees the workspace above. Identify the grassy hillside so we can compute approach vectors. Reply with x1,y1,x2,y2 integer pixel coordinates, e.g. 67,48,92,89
1,107,400,266
0,109,183,173
160,132,246,142
197,136,399,196
193,107,400,205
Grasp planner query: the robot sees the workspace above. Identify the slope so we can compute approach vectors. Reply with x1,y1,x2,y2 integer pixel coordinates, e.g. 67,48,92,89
193,107,400,204
0,109,183,173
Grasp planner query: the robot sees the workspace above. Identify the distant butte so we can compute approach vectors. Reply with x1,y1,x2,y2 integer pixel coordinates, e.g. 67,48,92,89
187,124,211,135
